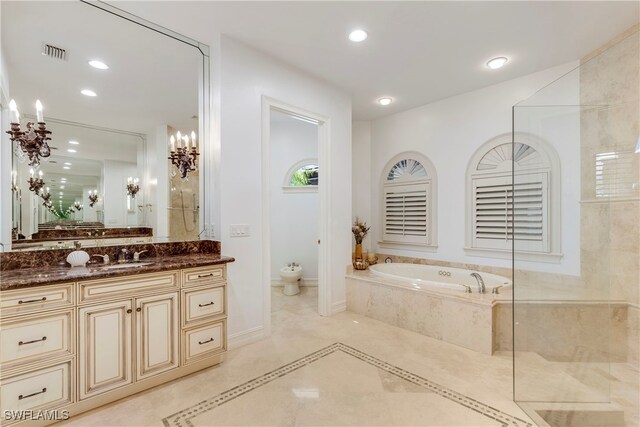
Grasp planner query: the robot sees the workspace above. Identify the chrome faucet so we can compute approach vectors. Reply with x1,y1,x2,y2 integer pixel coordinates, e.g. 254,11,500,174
118,248,129,263
470,272,485,294
92,254,110,264
133,250,148,262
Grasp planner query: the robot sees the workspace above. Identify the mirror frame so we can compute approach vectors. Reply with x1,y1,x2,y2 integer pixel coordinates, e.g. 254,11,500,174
1,0,211,251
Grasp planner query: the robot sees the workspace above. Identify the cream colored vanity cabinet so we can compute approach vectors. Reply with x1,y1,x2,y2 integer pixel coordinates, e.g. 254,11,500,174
0,264,228,425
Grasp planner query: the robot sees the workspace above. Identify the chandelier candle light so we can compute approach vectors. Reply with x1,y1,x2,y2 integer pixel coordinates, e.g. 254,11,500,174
40,187,52,207
88,190,98,207
74,201,83,211
168,131,199,179
127,177,140,198
6,99,52,167
28,168,45,194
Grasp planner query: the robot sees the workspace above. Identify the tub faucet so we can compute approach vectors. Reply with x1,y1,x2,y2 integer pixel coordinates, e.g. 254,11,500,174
133,250,148,262
470,272,485,294
92,254,110,264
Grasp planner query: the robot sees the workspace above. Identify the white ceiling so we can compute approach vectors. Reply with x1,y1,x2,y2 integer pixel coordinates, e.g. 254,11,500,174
117,1,639,120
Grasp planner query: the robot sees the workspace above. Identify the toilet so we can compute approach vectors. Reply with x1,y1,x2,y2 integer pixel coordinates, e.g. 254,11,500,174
280,264,303,295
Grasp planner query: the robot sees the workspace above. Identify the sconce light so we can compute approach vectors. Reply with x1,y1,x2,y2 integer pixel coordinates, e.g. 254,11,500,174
11,171,18,193
40,187,51,207
168,131,199,179
5,99,52,167
28,168,45,194
127,177,140,198
88,190,99,207
73,201,83,211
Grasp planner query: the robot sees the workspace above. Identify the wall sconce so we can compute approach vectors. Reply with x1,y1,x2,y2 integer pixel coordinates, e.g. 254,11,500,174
74,201,83,211
168,131,199,179
28,168,45,194
5,99,52,167
11,171,18,193
127,177,140,198
40,187,51,206
88,190,99,207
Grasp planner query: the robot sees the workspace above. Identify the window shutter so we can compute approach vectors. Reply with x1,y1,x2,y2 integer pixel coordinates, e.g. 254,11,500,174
595,151,636,198
383,183,430,244
472,173,548,252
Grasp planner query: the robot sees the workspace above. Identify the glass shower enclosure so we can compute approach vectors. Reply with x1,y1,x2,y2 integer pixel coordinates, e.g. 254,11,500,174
512,28,639,427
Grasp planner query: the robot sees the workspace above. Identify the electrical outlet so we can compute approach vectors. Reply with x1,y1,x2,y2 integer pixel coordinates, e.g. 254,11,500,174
230,224,250,237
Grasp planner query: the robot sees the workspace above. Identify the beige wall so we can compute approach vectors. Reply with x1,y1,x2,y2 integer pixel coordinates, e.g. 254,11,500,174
579,26,640,308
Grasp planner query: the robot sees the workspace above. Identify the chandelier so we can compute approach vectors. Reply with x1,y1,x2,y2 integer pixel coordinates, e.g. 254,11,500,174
40,187,51,207
168,131,199,179
6,99,52,167
127,177,140,198
74,201,83,211
28,169,45,194
88,190,98,207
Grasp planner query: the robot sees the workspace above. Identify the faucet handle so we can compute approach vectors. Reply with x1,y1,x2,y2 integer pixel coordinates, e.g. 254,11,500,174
133,250,148,262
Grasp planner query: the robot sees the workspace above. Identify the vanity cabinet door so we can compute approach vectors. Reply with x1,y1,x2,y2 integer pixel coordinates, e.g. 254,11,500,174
78,300,132,400
135,292,179,381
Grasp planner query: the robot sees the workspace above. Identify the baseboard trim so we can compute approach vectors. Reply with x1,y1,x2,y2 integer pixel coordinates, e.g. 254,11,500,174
228,325,266,349
331,300,346,315
271,278,318,287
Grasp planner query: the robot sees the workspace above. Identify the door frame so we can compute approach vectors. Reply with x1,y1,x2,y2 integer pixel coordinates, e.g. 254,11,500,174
261,96,331,335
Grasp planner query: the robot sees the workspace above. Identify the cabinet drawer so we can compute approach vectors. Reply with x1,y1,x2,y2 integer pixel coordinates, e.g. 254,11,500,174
0,284,74,318
182,266,225,288
0,360,73,419
1,310,73,367
182,285,225,326
79,271,178,303
182,320,226,365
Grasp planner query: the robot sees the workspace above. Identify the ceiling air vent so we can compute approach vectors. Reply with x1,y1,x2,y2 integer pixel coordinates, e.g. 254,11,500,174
41,43,68,61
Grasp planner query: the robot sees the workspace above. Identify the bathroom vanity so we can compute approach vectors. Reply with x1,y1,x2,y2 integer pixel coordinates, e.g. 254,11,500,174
0,242,233,426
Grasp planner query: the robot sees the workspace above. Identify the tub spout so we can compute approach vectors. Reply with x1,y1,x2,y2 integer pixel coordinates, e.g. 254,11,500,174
470,272,485,294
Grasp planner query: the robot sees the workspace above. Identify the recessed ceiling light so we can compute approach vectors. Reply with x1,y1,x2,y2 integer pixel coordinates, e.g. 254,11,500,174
63,166,70,170
60,186,65,189
81,89,97,97
68,140,79,145
64,162,72,165
88,60,109,70
59,192,63,195
377,97,393,106
348,29,368,42
486,57,508,70
67,149,77,153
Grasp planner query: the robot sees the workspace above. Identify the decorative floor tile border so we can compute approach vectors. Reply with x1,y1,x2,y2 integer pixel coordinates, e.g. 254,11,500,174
162,343,532,427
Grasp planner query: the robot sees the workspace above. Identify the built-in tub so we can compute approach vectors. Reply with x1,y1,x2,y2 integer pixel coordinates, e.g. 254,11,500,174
346,263,513,354
368,263,512,294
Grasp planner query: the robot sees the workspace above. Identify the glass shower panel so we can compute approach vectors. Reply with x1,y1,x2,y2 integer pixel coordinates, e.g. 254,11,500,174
512,28,639,427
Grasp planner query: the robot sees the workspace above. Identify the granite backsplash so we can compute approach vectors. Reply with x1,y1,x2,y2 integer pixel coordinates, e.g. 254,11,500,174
0,240,220,271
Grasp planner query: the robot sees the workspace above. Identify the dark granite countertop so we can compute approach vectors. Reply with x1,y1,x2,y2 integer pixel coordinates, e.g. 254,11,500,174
0,254,235,291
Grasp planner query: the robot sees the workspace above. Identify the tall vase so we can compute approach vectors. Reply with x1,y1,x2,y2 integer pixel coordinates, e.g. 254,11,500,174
355,243,363,260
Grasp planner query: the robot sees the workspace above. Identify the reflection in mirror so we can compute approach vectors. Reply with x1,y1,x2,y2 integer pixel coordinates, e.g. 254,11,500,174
1,1,208,251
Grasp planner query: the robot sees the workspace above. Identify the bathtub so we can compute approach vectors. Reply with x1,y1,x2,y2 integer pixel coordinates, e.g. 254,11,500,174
368,263,511,294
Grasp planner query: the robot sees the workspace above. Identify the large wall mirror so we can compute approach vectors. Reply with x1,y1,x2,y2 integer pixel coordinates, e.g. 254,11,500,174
1,1,209,251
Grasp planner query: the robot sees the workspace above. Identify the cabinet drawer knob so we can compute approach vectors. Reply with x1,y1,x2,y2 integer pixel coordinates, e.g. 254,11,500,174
18,297,47,304
198,338,215,345
136,307,142,312
198,301,215,307
197,273,214,278
18,336,47,346
18,388,47,400
126,309,132,314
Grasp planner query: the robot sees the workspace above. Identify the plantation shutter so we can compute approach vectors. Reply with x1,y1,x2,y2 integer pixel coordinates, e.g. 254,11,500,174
383,183,430,244
472,173,548,252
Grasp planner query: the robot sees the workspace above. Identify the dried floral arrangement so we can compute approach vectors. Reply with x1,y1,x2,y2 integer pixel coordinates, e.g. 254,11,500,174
352,217,371,244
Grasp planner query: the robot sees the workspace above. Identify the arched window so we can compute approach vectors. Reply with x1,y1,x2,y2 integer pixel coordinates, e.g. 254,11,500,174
283,159,318,192
380,153,437,249
465,133,562,261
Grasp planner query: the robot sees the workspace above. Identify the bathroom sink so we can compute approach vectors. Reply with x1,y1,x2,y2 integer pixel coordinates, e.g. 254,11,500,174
97,262,153,270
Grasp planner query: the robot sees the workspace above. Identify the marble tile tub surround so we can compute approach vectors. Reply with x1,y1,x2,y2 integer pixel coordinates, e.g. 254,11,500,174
0,239,221,271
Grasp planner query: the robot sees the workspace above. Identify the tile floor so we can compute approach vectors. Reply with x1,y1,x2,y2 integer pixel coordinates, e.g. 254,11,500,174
60,286,637,426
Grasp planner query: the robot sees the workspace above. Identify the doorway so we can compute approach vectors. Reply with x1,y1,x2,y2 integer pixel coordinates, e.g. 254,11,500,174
261,97,331,335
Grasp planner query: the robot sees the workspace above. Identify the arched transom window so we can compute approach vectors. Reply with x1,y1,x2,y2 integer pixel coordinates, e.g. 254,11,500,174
381,153,437,248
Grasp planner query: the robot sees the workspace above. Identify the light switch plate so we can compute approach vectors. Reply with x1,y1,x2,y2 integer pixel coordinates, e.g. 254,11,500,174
230,224,250,237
